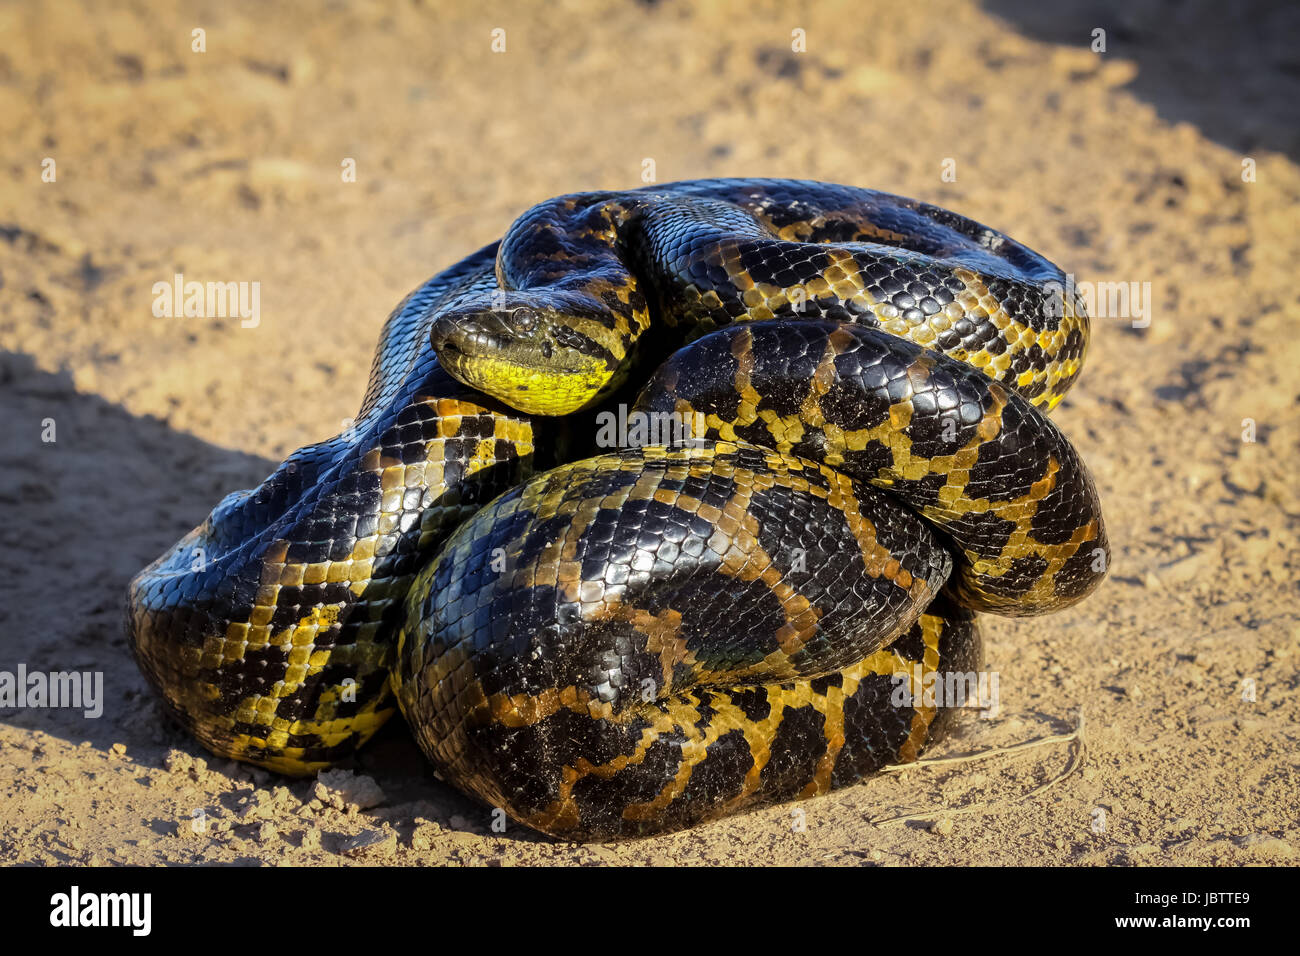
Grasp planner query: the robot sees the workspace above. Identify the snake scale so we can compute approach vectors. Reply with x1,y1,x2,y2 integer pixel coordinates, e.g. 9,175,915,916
128,179,1108,841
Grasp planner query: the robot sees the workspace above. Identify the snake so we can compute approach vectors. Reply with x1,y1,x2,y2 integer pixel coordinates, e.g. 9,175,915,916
128,179,1108,841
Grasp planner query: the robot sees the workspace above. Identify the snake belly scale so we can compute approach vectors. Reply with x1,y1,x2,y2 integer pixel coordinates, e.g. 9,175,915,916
128,179,1107,841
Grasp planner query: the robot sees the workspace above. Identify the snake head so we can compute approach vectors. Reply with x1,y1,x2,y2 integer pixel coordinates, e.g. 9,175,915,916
429,294,628,416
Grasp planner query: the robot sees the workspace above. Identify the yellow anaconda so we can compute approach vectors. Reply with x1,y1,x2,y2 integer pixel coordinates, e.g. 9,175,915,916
128,179,1107,841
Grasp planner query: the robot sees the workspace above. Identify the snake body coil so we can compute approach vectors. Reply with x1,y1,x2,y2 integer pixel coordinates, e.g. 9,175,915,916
128,179,1107,840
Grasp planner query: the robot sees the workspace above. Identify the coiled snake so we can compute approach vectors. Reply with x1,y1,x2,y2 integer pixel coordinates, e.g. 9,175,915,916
128,179,1107,841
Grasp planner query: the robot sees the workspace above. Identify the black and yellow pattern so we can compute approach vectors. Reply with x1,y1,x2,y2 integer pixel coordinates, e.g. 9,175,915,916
128,245,538,773
431,179,1089,415
633,321,1106,616
395,443,977,839
128,179,1107,840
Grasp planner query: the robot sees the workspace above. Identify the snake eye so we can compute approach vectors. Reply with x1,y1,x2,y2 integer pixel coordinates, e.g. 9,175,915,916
513,307,538,333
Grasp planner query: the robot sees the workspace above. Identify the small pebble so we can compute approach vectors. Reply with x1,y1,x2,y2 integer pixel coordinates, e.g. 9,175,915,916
339,828,396,859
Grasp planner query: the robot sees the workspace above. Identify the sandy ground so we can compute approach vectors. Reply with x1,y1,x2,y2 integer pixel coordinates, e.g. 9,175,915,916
0,0,1297,866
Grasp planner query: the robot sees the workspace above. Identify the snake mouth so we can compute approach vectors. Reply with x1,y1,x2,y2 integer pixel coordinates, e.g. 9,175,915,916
430,316,513,357
431,310,579,378
431,322,615,415
433,333,550,374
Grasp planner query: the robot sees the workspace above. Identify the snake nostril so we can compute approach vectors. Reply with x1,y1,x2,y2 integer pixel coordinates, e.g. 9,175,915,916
429,316,461,352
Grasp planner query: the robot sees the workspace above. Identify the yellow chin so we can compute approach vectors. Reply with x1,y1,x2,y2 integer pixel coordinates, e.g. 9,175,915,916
446,355,610,416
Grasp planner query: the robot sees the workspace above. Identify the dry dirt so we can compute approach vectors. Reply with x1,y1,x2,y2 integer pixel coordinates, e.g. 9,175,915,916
0,0,1297,866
